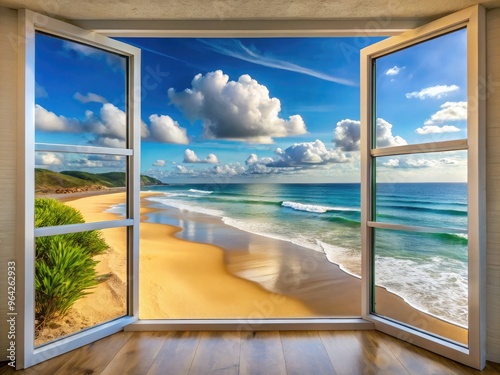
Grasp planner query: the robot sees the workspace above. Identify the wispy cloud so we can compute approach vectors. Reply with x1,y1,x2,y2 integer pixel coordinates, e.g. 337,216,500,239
415,125,461,134
406,85,460,100
385,65,404,76
198,39,356,87
74,92,108,104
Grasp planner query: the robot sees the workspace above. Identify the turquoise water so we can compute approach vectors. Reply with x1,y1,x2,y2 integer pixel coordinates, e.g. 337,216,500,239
142,183,468,326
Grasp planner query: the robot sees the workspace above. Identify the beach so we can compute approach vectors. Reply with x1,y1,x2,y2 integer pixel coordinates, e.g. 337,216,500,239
35,190,468,346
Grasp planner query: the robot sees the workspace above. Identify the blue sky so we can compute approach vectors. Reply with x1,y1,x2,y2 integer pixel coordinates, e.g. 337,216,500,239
34,30,468,183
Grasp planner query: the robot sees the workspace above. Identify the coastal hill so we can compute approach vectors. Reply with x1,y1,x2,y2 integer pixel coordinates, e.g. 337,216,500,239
35,168,166,194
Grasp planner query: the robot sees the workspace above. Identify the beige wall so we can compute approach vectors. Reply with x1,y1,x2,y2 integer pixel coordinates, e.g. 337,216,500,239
0,4,499,364
0,7,18,362
486,7,500,364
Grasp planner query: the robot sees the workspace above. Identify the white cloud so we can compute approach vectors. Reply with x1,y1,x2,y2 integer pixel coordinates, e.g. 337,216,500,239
168,139,360,179
35,105,78,132
141,121,151,139
74,92,108,104
212,163,246,176
64,42,100,57
199,39,356,86
405,85,460,100
424,101,467,126
147,114,189,144
176,165,195,175
382,158,433,169
35,82,48,98
382,159,400,167
245,154,259,165
376,118,407,148
385,66,403,76
332,118,406,151
84,103,127,147
64,41,125,71
153,160,167,167
64,154,126,170
274,140,350,166
332,119,361,151
260,140,351,170
168,70,307,144
69,158,103,168
415,125,461,134
35,153,123,172
381,156,465,169
175,163,244,177
36,103,189,147
183,149,219,164
35,152,64,166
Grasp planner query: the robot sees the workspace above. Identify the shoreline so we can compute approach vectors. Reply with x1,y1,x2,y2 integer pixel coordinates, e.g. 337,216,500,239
142,195,467,343
36,190,468,346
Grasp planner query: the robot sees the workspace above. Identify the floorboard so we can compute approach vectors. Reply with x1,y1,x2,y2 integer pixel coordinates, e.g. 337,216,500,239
369,331,480,375
99,331,167,375
188,331,241,375
53,331,133,375
239,331,287,375
146,331,201,375
280,331,337,375
320,330,407,375
2,330,500,374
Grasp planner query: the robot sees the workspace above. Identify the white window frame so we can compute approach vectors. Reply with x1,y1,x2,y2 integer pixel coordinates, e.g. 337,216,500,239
17,9,141,369
16,5,486,371
360,5,486,369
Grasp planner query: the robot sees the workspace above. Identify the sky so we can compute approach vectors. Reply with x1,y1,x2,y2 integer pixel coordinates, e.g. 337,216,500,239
34,30,468,183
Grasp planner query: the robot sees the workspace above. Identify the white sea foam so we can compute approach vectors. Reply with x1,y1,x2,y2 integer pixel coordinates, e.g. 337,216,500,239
188,189,213,194
319,238,469,327
146,196,224,217
374,255,468,327
282,201,359,214
164,192,201,198
104,203,126,217
317,241,361,278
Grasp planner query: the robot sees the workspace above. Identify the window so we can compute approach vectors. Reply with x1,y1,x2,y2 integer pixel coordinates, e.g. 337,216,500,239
361,6,485,368
19,10,141,368
17,5,486,370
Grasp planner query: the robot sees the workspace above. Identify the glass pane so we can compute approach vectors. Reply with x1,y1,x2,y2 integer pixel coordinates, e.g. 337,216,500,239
35,152,127,223
373,228,468,345
375,151,467,229
34,227,127,346
35,32,128,148
374,28,467,148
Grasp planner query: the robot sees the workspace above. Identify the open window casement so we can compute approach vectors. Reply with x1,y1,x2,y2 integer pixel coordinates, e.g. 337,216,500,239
360,5,486,370
18,9,141,369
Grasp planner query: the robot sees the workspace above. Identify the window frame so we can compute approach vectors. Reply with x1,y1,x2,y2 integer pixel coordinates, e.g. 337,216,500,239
17,9,141,369
16,5,486,370
360,5,486,369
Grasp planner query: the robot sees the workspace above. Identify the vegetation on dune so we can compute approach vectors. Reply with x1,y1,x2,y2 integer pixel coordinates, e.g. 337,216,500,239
35,168,166,194
34,198,110,334
35,169,97,192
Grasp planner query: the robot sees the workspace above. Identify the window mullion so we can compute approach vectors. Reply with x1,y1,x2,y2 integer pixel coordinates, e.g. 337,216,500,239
371,139,467,157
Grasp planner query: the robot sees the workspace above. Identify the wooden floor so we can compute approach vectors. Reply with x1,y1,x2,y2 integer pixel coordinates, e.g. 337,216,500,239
1,330,500,374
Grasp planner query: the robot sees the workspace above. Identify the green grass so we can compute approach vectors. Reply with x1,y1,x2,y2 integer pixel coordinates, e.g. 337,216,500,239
34,198,110,333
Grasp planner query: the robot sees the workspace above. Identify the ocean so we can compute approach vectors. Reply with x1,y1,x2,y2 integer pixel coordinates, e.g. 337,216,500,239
142,182,468,327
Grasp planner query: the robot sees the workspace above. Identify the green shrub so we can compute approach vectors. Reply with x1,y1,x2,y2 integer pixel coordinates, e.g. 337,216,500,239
34,198,110,333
